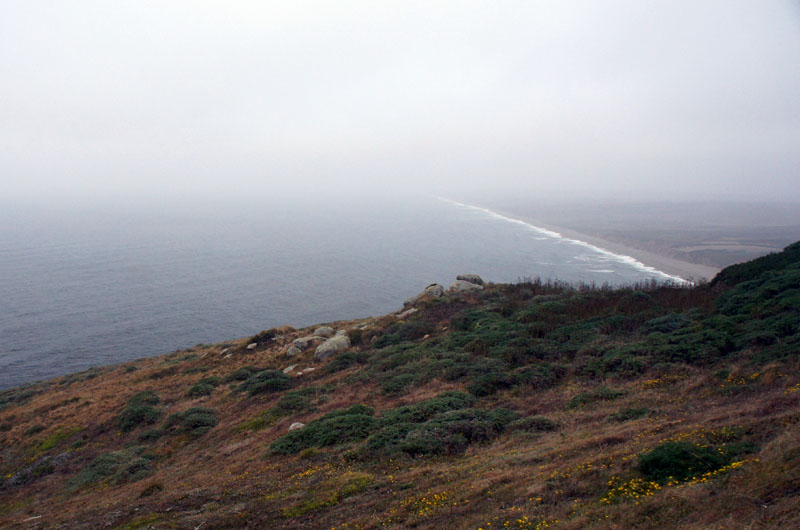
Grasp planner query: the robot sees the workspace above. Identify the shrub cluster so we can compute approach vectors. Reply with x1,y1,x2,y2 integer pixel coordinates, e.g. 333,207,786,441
166,407,219,438
237,369,291,396
71,447,156,489
117,392,162,432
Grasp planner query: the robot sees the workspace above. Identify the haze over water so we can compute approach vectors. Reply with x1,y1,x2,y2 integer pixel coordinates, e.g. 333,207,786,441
0,196,680,390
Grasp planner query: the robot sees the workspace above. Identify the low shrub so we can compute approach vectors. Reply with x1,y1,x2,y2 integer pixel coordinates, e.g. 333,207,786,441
166,407,218,438
509,416,559,432
117,392,162,432
238,370,291,396
567,386,625,409
71,447,156,489
225,366,265,382
611,407,652,422
637,441,730,483
269,404,376,455
187,377,221,397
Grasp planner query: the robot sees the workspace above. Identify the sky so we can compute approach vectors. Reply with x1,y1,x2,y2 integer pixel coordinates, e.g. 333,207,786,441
2,1,800,204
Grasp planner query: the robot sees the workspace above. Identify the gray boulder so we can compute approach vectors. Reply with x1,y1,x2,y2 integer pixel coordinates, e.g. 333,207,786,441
405,283,445,306
289,422,305,431
286,345,302,357
449,279,484,292
397,307,418,319
292,335,325,349
314,335,351,360
246,343,257,350
456,274,485,286
314,326,335,338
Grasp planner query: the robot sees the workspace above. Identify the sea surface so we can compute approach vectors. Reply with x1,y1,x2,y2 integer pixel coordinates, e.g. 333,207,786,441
0,195,682,390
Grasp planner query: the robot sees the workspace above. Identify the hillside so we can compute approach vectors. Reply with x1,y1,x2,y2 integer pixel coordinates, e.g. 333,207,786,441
1,245,799,529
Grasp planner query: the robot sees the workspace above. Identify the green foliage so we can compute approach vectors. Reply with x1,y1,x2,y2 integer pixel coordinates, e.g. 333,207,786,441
117,392,162,432
25,424,45,436
326,351,370,373
637,441,731,483
248,328,278,345
374,320,434,348
0,386,37,412
270,404,376,455
712,241,800,287
509,416,559,433
567,386,626,409
398,408,518,457
225,365,265,382
166,407,219,438
71,447,156,489
187,376,221,397
237,369,292,396
611,407,652,422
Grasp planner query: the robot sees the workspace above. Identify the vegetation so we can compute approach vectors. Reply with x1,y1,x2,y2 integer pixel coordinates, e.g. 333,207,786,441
1,242,800,528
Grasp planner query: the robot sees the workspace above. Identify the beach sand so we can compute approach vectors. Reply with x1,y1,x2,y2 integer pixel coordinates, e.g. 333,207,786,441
491,208,721,282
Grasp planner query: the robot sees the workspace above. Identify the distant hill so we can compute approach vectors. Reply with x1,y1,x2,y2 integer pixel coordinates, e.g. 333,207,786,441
1,243,799,529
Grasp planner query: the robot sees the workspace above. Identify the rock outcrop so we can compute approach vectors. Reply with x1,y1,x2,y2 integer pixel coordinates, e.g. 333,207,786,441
405,283,445,306
314,335,350,360
314,326,335,338
449,279,484,292
456,274,485,286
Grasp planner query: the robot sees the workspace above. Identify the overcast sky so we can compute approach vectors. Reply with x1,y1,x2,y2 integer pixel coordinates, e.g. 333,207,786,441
2,1,799,203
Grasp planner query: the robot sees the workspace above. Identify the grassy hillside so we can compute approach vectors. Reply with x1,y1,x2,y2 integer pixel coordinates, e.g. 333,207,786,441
1,243,799,529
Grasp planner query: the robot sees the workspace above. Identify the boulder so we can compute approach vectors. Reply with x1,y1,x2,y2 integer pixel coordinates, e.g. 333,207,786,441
397,307,418,319
292,335,325,349
289,422,305,431
314,335,351,360
448,279,484,292
314,326,335,338
405,283,445,306
286,345,302,357
456,274,485,286
246,343,257,350
282,364,296,374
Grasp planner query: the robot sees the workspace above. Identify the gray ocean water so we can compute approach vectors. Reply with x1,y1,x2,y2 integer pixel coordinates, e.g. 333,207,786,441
0,195,679,390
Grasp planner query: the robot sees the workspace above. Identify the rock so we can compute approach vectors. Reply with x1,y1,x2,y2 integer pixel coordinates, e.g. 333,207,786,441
219,348,229,356
292,335,325,349
282,364,296,374
300,367,316,374
335,329,347,336
449,279,484,292
405,283,445,306
397,307,418,319
246,343,257,350
289,422,305,431
314,326,335,338
456,274,485,286
314,335,351,360
286,345,302,357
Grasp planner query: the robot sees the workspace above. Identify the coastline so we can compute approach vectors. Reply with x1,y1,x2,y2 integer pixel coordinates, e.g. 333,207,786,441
494,209,722,282
439,197,721,282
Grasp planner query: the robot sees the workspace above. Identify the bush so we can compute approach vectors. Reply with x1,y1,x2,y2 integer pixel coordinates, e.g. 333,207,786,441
567,386,625,409
270,405,376,455
468,372,513,397
238,370,291,396
374,321,434,348
166,407,219,438
610,407,652,422
399,408,518,456
187,376,221,397
71,447,156,489
637,441,730,483
117,392,162,432
225,366,265,382
509,416,559,433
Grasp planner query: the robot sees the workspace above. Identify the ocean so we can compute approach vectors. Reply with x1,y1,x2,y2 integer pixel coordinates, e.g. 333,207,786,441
0,195,682,390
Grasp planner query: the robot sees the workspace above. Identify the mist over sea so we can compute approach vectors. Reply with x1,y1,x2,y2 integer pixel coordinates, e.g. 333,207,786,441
0,196,679,390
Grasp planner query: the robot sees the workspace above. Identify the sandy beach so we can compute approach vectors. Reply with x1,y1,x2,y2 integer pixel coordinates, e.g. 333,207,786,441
490,208,722,282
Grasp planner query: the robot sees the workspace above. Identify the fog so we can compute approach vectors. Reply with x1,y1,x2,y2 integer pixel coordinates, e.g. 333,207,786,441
2,1,800,204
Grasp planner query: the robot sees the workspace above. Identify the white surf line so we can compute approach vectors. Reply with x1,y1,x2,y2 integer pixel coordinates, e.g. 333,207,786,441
436,197,689,285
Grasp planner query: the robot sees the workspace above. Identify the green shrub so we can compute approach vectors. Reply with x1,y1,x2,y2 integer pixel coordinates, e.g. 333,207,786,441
374,321,434,348
187,376,221,397
637,441,730,483
269,405,376,455
25,424,45,436
248,328,278,345
238,370,291,396
166,407,218,438
327,351,370,373
468,372,513,397
509,416,558,432
610,407,652,422
567,386,625,409
399,408,518,457
225,366,265,382
71,447,156,489
117,392,162,432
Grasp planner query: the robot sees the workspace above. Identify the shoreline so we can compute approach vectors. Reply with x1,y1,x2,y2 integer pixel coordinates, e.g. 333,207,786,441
495,209,721,282
441,198,721,282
